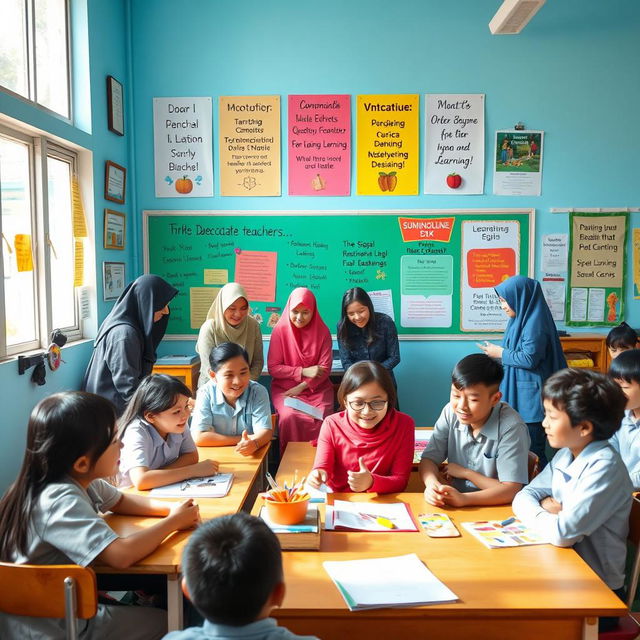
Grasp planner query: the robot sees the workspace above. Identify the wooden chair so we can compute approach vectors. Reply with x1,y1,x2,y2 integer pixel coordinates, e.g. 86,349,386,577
527,451,539,481
0,562,98,640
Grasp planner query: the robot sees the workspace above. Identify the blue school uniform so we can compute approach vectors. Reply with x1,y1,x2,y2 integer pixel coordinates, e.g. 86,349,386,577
609,409,640,489
165,617,319,640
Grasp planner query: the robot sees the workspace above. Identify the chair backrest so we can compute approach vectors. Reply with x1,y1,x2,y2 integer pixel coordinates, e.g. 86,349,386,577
0,562,97,636
527,451,539,482
625,494,640,608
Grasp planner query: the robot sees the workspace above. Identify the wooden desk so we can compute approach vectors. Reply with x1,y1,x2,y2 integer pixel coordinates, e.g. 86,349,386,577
152,358,201,395
269,444,626,640
97,443,269,631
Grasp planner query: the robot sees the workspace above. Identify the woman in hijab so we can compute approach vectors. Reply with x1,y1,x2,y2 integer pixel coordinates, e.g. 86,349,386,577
81,274,178,415
479,275,567,468
267,288,333,453
195,282,263,387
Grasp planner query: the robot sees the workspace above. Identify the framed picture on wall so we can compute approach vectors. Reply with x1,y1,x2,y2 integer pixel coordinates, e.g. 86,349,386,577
103,209,126,250
105,160,126,204
107,75,125,136
103,261,126,301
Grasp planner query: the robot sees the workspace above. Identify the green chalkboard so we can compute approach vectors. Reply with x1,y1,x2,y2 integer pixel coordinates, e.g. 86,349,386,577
144,210,533,338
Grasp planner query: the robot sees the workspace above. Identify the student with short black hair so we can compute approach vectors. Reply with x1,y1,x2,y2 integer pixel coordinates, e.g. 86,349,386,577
513,368,631,633
607,322,638,360
420,353,530,507
164,513,319,640
609,349,640,488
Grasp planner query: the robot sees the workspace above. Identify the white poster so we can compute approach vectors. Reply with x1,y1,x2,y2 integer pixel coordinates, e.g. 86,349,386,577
424,94,484,195
493,130,544,196
460,220,521,332
541,233,568,321
154,97,213,197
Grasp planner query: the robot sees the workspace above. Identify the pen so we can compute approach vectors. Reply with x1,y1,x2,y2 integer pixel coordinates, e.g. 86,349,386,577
500,517,516,526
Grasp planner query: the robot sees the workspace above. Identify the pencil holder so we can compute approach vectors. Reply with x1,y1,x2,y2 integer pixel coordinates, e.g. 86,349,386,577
264,496,310,525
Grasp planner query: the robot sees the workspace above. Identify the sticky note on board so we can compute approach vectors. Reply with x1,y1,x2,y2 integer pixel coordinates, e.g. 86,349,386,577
190,287,220,329
204,269,228,285
14,234,34,272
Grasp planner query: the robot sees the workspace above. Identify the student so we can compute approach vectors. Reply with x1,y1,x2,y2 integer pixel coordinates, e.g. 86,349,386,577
606,322,638,360
420,353,530,507
196,283,264,387
308,361,414,493
118,374,217,489
512,368,631,633
82,274,178,416
479,275,567,468
609,349,640,488
267,288,333,453
191,342,272,453
164,513,318,640
0,391,200,640
336,287,400,385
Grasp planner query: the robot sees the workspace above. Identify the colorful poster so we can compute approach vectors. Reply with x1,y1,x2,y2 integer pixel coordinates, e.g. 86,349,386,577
460,220,521,332
567,212,628,326
219,96,280,196
356,94,419,195
493,130,543,196
288,95,350,196
424,94,484,195
153,97,213,197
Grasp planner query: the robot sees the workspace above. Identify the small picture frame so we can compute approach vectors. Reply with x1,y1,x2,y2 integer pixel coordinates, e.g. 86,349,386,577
103,262,126,301
103,209,126,250
105,160,126,204
106,75,124,136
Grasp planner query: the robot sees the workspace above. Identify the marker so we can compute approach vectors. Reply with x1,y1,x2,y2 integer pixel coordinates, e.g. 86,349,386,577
500,516,516,526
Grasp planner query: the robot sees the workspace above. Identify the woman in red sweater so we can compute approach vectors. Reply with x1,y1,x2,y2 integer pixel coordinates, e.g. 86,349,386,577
308,361,414,493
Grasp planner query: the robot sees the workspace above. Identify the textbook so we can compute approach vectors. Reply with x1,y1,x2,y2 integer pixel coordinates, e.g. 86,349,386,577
323,553,458,611
326,500,418,532
259,504,321,550
461,518,548,549
149,473,233,498
155,354,200,365
284,396,323,420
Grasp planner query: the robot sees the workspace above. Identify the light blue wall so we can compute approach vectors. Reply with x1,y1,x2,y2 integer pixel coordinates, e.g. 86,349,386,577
130,0,640,425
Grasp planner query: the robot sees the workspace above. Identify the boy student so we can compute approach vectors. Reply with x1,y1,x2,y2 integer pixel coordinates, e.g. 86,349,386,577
513,369,631,633
609,349,640,488
421,353,530,507
164,513,319,640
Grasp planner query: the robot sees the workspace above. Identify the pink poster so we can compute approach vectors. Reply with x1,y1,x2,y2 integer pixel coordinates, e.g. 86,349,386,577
288,95,351,196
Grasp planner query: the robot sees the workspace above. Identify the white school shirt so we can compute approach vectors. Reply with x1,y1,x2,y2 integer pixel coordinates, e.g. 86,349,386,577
609,409,640,489
118,417,198,487
512,440,632,590
421,402,530,492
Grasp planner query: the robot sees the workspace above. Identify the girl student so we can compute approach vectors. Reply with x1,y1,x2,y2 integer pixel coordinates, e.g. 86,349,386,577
82,274,178,416
479,275,567,469
308,361,414,493
190,342,272,454
337,287,400,386
118,374,218,490
0,392,199,640
606,321,638,360
267,288,334,453
196,282,264,388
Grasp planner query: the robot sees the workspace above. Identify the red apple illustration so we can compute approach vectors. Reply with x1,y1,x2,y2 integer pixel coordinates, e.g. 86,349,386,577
446,173,462,189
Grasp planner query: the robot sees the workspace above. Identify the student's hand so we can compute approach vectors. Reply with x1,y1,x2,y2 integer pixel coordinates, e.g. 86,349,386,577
308,468,327,489
347,457,374,492
440,462,469,481
193,459,219,476
168,498,200,530
284,382,307,397
423,479,449,507
478,341,503,359
302,365,327,379
235,430,257,457
439,485,469,508
540,496,562,514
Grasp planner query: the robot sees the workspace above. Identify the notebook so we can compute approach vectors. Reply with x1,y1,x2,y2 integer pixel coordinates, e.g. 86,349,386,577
323,553,458,611
461,518,547,548
284,396,324,420
326,500,418,532
149,473,234,498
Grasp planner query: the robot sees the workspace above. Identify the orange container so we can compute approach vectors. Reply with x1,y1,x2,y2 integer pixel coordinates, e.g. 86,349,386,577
264,496,310,525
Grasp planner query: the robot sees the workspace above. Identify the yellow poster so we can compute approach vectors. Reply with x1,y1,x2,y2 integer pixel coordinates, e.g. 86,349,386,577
634,228,640,299
14,234,34,272
357,94,419,195
74,240,84,286
71,176,88,238
219,96,281,196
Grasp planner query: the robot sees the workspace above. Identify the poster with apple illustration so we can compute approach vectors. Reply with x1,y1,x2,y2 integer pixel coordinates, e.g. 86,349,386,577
153,97,213,198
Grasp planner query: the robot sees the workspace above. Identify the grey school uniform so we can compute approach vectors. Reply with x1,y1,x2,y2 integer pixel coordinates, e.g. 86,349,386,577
421,402,530,492
119,417,198,487
513,441,632,590
0,477,166,640
191,380,272,437
164,617,319,640
609,409,640,489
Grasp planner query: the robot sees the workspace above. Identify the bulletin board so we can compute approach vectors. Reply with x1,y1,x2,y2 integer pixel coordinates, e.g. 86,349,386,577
143,209,534,339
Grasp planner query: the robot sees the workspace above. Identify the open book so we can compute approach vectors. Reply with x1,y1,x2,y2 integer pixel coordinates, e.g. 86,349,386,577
149,473,233,498
326,499,418,532
323,553,457,611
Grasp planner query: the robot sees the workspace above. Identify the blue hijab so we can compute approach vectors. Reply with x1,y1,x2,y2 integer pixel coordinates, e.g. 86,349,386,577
495,276,566,421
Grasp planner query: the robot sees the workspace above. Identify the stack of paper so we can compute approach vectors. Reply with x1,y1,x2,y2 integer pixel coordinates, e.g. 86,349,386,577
323,553,458,611
259,504,321,550
326,500,418,532
149,473,234,498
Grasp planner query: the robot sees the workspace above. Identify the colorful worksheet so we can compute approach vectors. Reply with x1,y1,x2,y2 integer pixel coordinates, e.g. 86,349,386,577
462,518,547,549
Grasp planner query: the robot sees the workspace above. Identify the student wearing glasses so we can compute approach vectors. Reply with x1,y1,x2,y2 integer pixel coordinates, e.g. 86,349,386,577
307,361,414,493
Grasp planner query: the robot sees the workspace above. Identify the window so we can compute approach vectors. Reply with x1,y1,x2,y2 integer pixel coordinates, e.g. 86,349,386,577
0,125,83,357
0,0,71,119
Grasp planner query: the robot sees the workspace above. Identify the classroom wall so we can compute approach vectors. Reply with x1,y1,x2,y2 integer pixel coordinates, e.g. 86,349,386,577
130,0,640,424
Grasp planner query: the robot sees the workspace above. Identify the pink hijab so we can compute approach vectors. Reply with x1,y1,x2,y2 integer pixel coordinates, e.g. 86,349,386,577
273,288,330,367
